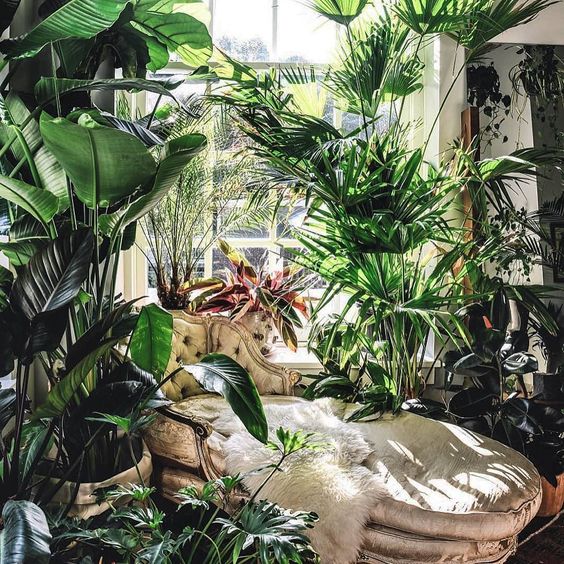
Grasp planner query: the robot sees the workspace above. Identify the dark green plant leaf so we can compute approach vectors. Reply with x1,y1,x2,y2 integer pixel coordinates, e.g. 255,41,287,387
131,10,212,68
449,388,498,418
0,500,51,563
186,353,268,443
34,339,118,419
40,112,156,209
65,299,140,371
502,398,542,435
0,0,22,34
492,418,525,453
99,133,207,235
0,387,16,432
130,303,173,380
0,0,130,60
306,0,368,24
502,351,538,375
34,76,184,106
11,228,94,321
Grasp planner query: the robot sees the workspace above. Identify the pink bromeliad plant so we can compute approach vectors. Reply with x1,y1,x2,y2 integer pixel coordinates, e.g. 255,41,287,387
189,240,310,351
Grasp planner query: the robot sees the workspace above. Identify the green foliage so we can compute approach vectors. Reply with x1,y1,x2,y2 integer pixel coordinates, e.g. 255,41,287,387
130,303,173,380
186,353,268,443
0,500,51,564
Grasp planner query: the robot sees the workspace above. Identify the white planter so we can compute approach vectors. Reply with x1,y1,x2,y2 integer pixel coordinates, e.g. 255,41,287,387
237,311,275,355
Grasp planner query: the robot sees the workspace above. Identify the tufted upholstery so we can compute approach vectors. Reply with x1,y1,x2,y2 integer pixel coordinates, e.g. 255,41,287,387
160,311,300,401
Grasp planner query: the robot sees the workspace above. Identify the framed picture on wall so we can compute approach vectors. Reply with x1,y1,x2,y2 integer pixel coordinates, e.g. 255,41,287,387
550,222,564,282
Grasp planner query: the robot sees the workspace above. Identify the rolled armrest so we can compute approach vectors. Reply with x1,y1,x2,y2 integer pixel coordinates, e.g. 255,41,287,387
143,407,224,482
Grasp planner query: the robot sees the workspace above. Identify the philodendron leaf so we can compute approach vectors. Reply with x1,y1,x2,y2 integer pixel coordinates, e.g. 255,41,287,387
502,352,538,375
0,0,130,60
130,304,173,380
186,353,268,443
0,500,51,564
40,112,156,209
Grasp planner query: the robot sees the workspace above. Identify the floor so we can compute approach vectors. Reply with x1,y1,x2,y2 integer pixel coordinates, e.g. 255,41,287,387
509,514,564,564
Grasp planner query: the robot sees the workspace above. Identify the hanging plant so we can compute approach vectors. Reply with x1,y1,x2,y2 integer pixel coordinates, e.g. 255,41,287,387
467,62,512,147
510,45,564,148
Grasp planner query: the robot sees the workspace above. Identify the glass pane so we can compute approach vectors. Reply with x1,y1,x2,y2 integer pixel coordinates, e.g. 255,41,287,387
277,0,337,63
212,246,270,277
146,78,207,114
214,0,272,62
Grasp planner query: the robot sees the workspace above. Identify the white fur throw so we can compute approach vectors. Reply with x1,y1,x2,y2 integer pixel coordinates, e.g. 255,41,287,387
215,399,385,564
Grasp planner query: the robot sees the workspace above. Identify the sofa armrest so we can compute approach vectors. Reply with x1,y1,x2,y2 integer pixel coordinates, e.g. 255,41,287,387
144,406,224,482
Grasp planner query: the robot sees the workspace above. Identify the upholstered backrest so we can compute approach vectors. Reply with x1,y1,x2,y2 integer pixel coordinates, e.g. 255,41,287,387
161,312,299,401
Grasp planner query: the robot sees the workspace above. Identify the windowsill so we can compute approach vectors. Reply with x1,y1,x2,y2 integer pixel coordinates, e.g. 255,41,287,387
265,344,321,371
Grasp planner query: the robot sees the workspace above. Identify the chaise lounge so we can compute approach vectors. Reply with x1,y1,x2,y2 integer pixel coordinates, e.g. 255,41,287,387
144,313,542,563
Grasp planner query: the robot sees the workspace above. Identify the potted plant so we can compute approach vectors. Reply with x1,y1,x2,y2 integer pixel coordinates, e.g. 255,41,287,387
530,301,564,400
142,104,272,310
195,240,310,353
433,301,564,516
215,0,558,405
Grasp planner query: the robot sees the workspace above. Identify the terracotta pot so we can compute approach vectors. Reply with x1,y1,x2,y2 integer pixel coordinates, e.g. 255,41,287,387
537,473,564,517
45,440,152,519
237,311,275,354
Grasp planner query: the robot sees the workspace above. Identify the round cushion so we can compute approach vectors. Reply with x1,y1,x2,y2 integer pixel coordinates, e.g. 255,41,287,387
353,411,542,543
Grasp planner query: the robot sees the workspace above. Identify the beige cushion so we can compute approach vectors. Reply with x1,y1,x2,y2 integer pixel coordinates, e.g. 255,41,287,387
165,395,541,546
356,412,541,542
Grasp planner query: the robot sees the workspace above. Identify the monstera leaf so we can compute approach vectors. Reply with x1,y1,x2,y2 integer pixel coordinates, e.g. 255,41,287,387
0,501,51,564
40,112,156,208
186,353,268,443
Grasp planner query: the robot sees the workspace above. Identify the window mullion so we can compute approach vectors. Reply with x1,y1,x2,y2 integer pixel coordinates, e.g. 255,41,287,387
272,0,278,61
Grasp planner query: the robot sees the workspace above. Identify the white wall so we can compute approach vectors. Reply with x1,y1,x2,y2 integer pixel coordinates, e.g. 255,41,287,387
494,1,564,46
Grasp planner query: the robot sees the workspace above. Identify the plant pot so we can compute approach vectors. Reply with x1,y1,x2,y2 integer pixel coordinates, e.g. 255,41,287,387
45,439,152,519
537,473,564,517
533,372,564,401
237,311,275,355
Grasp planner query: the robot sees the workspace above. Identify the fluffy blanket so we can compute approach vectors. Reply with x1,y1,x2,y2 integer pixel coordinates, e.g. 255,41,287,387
215,399,385,564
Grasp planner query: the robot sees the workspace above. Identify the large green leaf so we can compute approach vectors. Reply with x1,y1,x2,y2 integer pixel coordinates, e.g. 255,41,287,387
34,339,118,419
11,228,94,321
34,76,184,106
0,176,58,229
40,112,156,209
0,0,130,60
0,500,51,564
130,303,173,380
99,133,206,234
0,93,68,210
132,9,212,67
186,353,268,443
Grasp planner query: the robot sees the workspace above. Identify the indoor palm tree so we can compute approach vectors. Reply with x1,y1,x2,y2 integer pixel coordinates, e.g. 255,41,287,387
214,0,559,407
